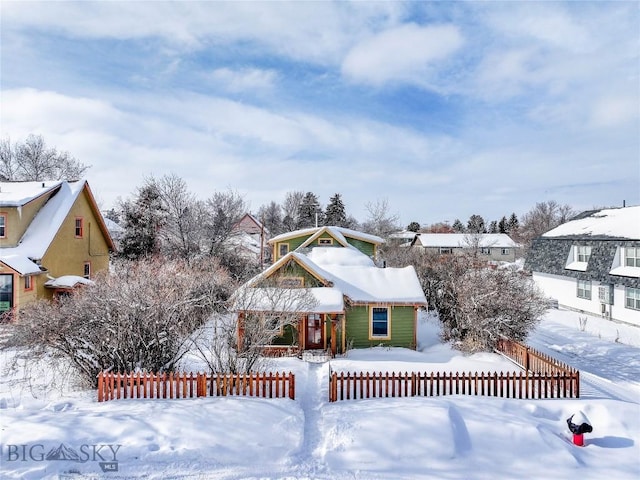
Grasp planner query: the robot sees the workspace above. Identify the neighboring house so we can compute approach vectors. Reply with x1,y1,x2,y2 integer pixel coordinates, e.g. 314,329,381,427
410,233,521,262
235,226,427,356
232,213,270,264
526,206,640,326
0,180,114,317
103,216,124,248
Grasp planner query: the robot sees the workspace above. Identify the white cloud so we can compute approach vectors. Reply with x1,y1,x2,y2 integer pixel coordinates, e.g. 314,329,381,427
590,95,639,129
207,67,278,93
341,24,464,87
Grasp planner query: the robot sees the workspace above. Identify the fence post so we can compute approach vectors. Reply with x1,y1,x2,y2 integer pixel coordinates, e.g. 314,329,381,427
289,373,295,400
97,372,104,402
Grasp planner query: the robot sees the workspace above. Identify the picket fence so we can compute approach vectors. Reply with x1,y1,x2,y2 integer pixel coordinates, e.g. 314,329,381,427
328,339,580,402
97,371,295,402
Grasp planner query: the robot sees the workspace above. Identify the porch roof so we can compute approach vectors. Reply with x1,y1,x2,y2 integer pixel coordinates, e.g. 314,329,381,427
233,286,344,313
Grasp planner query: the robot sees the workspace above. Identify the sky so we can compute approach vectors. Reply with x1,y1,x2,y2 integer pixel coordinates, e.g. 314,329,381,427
1,1,639,228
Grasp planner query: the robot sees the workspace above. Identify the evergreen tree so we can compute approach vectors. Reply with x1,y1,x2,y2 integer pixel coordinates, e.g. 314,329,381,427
406,221,421,232
118,183,166,260
298,192,322,228
489,220,498,233
466,214,486,233
498,216,508,233
324,193,348,227
508,212,519,232
452,219,465,232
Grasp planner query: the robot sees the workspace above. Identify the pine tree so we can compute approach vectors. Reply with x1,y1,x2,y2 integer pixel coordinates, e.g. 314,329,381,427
489,220,498,233
406,221,421,232
466,214,486,234
498,216,508,233
452,219,465,232
324,193,347,227
508,212,519,232
118,184,166,260
298,192,322,228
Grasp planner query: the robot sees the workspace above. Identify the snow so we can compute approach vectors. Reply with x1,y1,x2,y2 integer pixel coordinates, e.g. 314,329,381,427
542,205,640,239
269,226,385,247
0,181,63,207
609,266,640,278
0,254,43,275
234,287,345,313
413,233,519,248
44,275,93,289
1,310,639,479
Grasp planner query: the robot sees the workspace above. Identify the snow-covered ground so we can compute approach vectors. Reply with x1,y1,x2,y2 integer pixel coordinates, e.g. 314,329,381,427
1,309,639,480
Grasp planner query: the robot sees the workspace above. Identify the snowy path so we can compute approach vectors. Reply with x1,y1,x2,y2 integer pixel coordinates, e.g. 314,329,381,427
529,318,640,404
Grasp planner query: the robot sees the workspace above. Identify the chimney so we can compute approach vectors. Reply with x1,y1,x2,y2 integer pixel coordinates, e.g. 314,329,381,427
42,182,45,188
623,200,626,207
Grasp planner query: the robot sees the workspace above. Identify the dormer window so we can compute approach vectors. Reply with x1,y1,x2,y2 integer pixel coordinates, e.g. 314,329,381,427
565,246,591,271
318,238,333,245
75,218,84,238
624,247,640,267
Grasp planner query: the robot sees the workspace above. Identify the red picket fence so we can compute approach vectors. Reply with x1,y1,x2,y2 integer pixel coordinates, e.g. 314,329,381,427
97,371,295,402
495,339,577,377
328,370,579,402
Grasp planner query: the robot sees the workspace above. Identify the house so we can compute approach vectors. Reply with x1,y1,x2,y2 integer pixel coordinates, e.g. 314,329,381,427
232,213,270,264
526,206,640,326
0,180,115,317
235,226,427,356
409,233,521,262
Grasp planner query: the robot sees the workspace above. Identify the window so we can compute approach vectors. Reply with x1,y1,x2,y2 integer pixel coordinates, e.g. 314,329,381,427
501,248,510,256
24,276,33,291
626,287,640,310
439,247,453,254
318,238,333,245
278,243,289,258
577,279,591,300
83,262,91,279
624,247,640,268
370,307,390,339
277,277,304,288
576,246,591,263
481,247,492,255
75,218,84,238
0,213,6,238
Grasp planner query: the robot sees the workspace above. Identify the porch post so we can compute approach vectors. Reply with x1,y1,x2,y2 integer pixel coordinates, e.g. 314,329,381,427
331,316,337,356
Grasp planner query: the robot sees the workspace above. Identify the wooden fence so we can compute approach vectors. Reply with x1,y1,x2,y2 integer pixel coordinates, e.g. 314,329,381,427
495,339,577,377
328,370,579,402
97,371,295,402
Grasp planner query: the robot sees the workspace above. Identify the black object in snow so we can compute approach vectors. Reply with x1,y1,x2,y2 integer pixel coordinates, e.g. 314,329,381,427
567,414,593,435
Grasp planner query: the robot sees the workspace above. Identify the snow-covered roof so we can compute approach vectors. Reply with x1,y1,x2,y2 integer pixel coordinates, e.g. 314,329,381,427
269,226,384,246
389,231,419,240
0,254,44,275
0,181,63,206
542,206,640,240
234,287,344,313
413,233,519,248
44,275,93,289
0,180,87,260
247,246,427,307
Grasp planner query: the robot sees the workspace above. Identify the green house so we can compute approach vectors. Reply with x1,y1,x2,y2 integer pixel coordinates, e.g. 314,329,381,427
236,226,427,356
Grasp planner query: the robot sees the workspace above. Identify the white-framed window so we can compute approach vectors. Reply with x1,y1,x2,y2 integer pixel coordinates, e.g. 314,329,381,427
277,277,304,288
481,247,492,255
439,247,453,254
625,287,640,310
83,262,91,279
577,279,591,300
624,247,640,268
318,238,333,245
370,306,390,339
501,248,510,255
576,246,591,263
0,213,6,238
278,243,289,258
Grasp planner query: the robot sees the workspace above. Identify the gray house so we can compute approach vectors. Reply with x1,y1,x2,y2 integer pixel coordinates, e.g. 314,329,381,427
410,233,521,262
526,206,640,326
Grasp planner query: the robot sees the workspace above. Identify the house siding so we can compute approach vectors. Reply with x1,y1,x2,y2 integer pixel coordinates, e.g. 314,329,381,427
273,235,313,261
527,237,640,325
345,305,415,349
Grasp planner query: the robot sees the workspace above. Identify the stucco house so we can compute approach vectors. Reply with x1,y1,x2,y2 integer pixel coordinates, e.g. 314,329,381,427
0,180,114,317
526,206,640,326
235,226,427,356
409,233,521,262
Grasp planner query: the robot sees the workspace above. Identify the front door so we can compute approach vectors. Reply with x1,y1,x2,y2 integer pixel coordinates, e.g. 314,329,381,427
305,314,324,349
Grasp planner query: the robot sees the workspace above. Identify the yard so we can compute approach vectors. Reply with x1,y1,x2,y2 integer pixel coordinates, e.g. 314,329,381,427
1,309,639,479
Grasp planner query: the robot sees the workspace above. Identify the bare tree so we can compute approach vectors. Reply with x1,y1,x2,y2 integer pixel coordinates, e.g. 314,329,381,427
282,190,304,231
7,257,232,387
203,189,248,256
362,198,400,238
518,200,576,248
0,134,90,181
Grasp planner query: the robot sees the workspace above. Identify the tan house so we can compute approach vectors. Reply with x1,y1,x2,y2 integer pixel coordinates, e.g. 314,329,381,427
0,180,114,317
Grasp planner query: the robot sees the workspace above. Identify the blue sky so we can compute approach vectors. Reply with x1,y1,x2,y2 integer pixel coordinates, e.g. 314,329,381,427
1,1,638,227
